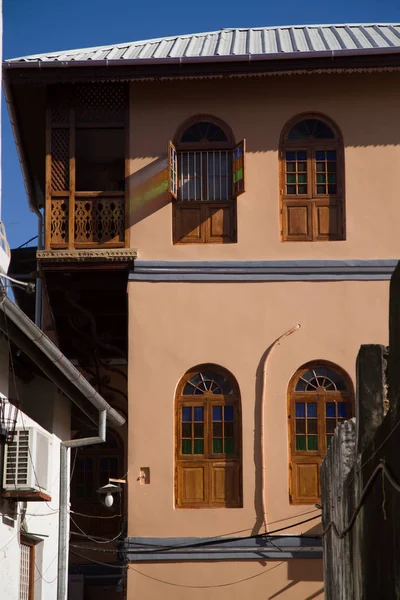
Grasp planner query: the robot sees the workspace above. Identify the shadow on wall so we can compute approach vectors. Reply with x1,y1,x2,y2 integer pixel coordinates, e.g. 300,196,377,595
268,561,324,599
130,72,400,157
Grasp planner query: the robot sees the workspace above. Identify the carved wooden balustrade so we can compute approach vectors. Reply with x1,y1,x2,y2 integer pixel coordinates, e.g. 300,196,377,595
46,82,127,251
49,193,125,248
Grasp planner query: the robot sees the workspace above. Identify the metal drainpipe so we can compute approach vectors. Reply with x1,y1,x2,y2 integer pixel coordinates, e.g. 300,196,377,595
57,409,107,600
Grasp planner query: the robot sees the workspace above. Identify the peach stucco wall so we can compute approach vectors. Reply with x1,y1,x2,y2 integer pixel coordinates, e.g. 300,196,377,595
127,279,388,539
128,71,400,260
126,70,395,598
127,559,324,600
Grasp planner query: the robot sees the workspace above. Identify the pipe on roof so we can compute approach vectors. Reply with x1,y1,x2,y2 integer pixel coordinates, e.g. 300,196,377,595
0,294,125,428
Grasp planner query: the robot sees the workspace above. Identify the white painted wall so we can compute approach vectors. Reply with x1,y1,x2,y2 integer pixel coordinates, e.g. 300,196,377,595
0,408,63,600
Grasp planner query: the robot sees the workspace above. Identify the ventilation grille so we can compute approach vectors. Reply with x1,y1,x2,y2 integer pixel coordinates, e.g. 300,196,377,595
3,427,51,494
5,430,29,487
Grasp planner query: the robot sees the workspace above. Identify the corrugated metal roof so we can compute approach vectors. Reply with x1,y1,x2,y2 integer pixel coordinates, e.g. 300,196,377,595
7,24,400,64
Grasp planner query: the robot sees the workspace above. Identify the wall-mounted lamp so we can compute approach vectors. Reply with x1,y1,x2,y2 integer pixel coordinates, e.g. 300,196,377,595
97,483,122,509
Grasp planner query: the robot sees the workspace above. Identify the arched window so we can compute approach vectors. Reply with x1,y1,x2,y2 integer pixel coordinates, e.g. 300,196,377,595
280,114,344,242
70,430,124,536
170,116,245,244
288,362,353,504
175,365,242,508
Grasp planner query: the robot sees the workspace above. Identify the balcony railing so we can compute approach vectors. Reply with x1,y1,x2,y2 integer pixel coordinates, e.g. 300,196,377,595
48,192,125,249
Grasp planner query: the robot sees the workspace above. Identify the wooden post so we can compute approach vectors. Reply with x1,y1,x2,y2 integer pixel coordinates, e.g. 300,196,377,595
68,108,75,250
45,106,52,250
124,85,130,248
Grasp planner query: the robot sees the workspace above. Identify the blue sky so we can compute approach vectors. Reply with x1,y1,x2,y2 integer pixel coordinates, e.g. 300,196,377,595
3,0,400,249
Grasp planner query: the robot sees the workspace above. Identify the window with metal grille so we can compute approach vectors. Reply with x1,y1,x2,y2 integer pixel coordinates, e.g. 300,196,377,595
20,540,34,600
169,118,245,244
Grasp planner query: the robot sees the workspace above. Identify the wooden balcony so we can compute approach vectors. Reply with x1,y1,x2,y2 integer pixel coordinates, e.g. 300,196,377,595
47,192,125,250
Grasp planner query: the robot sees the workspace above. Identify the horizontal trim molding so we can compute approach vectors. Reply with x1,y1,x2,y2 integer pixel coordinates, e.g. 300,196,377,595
130,259,398,282
123,535,323,562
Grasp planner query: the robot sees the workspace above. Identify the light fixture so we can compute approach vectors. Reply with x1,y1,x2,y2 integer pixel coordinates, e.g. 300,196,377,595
97,483,122,509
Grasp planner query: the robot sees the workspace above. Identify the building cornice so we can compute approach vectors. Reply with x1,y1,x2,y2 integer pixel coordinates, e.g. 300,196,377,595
123,535,323,562
37,248,138,264
129,259,398,282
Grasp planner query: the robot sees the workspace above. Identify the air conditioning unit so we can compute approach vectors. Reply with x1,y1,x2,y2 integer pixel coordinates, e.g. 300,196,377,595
3,427,52,500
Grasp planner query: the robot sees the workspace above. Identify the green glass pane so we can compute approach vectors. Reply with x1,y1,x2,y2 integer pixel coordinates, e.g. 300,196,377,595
224,439,235,454
328,174,336,183
296,436,306,451
316,173,326,184
286,174,296,184
182,439,192,454
326,435,333,449
298,174,307,183
213,439,223,453
316,162,325,172
193,440,204,454
297,162,307,171
287,185,296,194
307,435,318,451
286,162,296,172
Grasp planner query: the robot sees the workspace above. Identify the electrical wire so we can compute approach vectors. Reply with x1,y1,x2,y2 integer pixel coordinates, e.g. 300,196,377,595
17,235,38,249
322,459,400,539
70,510,122,519
127,561,285,589
70,550,285,589
355,417,400,475
70,550,127,569
70,447,78,484
68,512,321,555
70,515,124,545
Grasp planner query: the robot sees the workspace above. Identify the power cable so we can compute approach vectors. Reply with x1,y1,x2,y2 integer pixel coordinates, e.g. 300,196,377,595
68,513,321,555
70,550,285,589
322,459,400,539
127,561,284,589
70,515,123,545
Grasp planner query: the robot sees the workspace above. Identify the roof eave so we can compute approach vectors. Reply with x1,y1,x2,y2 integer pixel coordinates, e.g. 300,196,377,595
4,45,400,68
3,75,39,214
0,295,125,428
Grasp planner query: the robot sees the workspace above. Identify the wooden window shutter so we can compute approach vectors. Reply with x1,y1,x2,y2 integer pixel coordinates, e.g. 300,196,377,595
232,140,246,197
290,457,321,504
168,141,178,200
